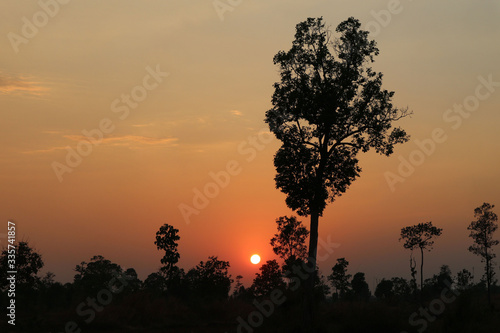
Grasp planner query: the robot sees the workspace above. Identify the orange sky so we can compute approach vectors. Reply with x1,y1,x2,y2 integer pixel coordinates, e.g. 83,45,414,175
1,1,500,288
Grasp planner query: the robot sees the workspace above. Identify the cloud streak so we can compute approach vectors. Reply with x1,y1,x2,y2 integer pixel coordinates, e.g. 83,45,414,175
0,72,48,96
23,135,178,154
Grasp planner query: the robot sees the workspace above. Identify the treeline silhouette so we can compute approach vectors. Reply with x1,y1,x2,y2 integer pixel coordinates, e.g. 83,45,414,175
1,204,499,333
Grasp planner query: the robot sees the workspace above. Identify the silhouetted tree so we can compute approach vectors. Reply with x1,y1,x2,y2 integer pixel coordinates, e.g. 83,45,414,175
232,275,244,297
351,272,370,301
143,271,167,292
0,241,43,291
375,277,411,302
328,258,351,299
123,268,142,292
265,16,410,325
467,202,499,307
251,259,285,297
391,277,412,299
270,216,309,271
187,256,232,300
74,255,123,294
424,265,453,297
455,269,474,292
375,279,393,300
154,224,180,278
39,272,67,309
400,222,442,293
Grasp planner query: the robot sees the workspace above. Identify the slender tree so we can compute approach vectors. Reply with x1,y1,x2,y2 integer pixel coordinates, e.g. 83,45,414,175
467,202,498,307
328,258,351,299
265,16,410,326
270,215,309,271
154,224,180,277
399,222,442,294
455,269,474,292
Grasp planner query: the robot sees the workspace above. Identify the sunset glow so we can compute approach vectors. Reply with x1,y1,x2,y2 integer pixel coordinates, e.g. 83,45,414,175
0,0,499,294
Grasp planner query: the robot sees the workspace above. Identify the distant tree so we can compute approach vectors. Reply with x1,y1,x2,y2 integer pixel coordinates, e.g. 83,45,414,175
154,224,180,277
314,272,331,301
351,272,371,301
74,255,123,294
265,16,410,324
436,265,453,286
270,216,309,271
328,258,351,299
455,268,474,292
0,241,43,291
400,222,442,293
187,256,233,300
41,271,56,286
39,272,67,309
467,202,499,307
375,279,393,300
391,277,412,299
123,268,142,292
251,259,285,297
423,265,453,297
375,277,411,301
143,271,167,292
232,275,245,298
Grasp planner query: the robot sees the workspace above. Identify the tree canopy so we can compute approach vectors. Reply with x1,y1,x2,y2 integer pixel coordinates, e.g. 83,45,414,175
270,215,309,270
265,17,410,217
467,202,498,306
400,221,442,293
154,223,180,275
0,241,43,291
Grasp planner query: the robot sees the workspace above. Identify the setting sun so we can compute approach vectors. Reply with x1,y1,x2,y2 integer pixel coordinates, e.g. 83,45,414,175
250,254,261,265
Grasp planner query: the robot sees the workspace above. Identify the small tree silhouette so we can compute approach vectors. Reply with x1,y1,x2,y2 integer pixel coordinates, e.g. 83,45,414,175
328,258,351,299
251,259,285,297
154,224,180,277
0,241,43,291
187,256,232,300
351,272,371,301
400,221,442,295
74,255,123,294
467,202,499,307
270,216,309,271
455,269,474,292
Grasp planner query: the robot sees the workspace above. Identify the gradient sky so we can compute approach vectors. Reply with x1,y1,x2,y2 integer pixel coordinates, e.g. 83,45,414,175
1,0,499,289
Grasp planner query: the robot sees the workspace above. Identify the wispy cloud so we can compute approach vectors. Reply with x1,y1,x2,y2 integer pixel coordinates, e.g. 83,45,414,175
23,135,178,154
230,110,243,116
131,123,155,128
0,71,49,96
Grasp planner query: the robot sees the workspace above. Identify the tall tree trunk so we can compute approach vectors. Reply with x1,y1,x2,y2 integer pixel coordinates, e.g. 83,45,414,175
420,246,424,298
303,210,319,332
486,246,491,308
